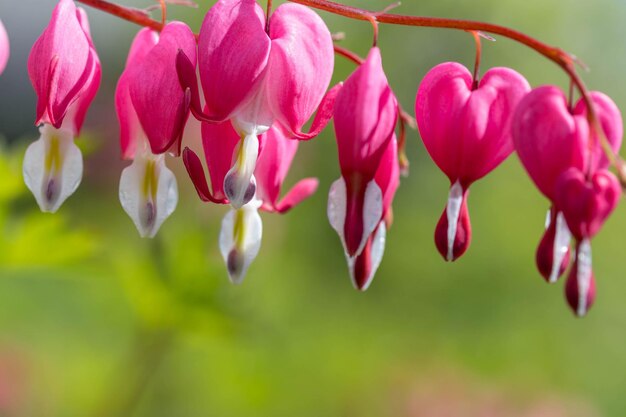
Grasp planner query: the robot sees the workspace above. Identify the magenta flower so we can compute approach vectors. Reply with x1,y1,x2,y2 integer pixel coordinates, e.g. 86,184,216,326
0,19,8,76
513,87,622,283
177,0,337,209
555,168,621,315
416,62,530,261
327,47,398,288
23,0,101,213
116,23,196,238
184,123,318,284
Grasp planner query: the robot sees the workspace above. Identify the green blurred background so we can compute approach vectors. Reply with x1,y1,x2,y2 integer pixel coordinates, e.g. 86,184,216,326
1,0,626,416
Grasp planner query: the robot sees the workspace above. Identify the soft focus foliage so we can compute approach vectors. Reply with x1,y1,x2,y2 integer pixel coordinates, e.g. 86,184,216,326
2,0,626,416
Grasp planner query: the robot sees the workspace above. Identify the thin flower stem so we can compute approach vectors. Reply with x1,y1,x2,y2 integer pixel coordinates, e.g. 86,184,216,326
158,0,167,26
266,0,273,33
470,31,482,89
77,0,164,31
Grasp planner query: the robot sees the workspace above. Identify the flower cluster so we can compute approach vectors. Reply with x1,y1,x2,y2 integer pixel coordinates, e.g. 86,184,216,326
12,0,625,315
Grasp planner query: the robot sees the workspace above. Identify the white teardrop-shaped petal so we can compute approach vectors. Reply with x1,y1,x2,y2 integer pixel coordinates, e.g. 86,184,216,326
23,124,83,213
327,177,347,241
347,222,387,291
328,177,383,258
219,199,263,285
576,239,593,317
549,211,572,283
446,181,464,261
224,133,259,209
119,155,178,238
360,179,383,256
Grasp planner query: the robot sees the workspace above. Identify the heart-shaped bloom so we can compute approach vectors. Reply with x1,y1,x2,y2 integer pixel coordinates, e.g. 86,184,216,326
328,47,398,288
513,87,622,284
23,0,101,213
416,62,530,261
177,0,337,209
349,136,400,290
555,168,621,241
0,19,8,76
116,24,195,238
185,122,318,284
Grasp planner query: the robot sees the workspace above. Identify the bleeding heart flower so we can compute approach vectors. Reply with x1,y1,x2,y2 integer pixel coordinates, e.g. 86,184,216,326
23,0,101,213
513,87,622,283
177,0,338,209
185,121,317,284
115,24,195,238
349,136,400,291
555,168,621,240
416,62,530,261
328,47,398,265
0,19,8,76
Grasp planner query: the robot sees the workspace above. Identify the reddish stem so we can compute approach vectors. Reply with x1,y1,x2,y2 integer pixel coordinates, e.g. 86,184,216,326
77,0,164,31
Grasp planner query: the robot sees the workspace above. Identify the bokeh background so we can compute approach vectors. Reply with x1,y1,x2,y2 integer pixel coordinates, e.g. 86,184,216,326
1,0,626,416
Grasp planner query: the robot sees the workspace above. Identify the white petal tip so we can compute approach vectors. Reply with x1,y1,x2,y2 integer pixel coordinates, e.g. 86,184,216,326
119,156,178,238
23,127,83,213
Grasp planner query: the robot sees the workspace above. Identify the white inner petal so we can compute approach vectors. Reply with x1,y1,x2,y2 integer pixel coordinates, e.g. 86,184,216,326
219,198,263,285
327,177,347,252
348,222,387,291
23,124,82,213
224,133,259,209
446,181,464,261
576,238,593,317
360,180,384,256
549,211,572,283
119,154,178,238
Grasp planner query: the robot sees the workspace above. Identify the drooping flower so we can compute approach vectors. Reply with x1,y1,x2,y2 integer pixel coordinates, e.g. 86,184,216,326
327,47,398,289
555,168,621,316
184,123,318,284
177,0,337,209
0,19,9,76
415,62,530,261
513,87,622,283
116,23,195,238
23,0,101,213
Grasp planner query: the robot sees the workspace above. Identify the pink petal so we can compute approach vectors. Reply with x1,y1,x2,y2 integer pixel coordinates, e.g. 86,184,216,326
554,168,621,240
512,86,589,201
0,19,9,75
198,0,270,121
182,147,226,204
573,91,623,171
334,47,398,180
28,0,93,128
275,178,319,213
200,120,242,202
375,135,400,218
266,3,334,137
115,29,159,160
128,22,196,155
255,125,299,207
66,48,100,136
415,62,530,186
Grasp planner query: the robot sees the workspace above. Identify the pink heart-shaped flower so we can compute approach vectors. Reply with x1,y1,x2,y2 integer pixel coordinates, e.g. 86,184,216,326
513,87,622,201
555,168,621,240
415,62,530,187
